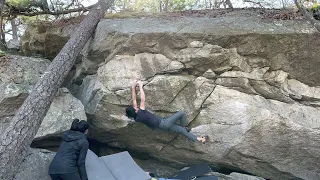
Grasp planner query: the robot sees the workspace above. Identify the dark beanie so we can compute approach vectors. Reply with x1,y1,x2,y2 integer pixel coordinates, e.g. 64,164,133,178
70,119,89,133
125,106,137,120
77,120,89,133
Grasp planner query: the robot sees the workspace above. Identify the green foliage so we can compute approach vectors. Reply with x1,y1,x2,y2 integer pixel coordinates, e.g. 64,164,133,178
168,0,195,11
7,0,31,8
104,11,147,18
310,2,320,11
0,50,5,57
20,16,38,23
133,0,159,12
113,0,196,12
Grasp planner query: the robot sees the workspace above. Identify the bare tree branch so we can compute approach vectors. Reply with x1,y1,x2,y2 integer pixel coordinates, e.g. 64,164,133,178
294,0,320,32
4,4,96,17
64,0,76,10
49,0,55,11
243,0,264,8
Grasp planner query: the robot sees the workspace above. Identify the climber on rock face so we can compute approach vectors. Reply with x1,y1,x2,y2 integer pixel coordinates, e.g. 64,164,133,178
125,80,207,143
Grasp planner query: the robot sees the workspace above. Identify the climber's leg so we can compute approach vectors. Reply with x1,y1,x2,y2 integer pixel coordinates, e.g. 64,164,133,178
169,124,197,141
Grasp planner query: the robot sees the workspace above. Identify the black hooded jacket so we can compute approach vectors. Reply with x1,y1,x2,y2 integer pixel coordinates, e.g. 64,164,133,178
49,130,89,180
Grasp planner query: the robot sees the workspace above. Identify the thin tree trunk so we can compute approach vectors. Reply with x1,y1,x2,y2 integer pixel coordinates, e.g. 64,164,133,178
0,16,5,49
213,0,218,8
0,0,113,179
10,19,18,40
1,17,6,49
0,0,4,14
164,0,169,12
294,0,320,32
192,0,200,9
282,0,285,8
0,0,6,50
225,0,233,8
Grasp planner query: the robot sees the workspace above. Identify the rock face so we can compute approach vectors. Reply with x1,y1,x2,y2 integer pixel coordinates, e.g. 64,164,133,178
14,148,55,180
190,86,320,179
34,88,87,141
75,42,320,180
0,55,87,147
20,22,78,59
16,10,320,180
0,83,86,144
0,55,50,84
209,172,265,180
7,39,21,50
0,55,50,132
21,10,320,86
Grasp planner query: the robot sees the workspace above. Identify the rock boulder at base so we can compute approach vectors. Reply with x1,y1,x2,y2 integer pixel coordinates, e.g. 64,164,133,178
34,88,87,141
14,148,55,180
0,55,86,146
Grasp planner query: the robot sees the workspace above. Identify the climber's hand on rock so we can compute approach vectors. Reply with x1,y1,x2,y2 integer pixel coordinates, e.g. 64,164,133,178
137,80,143,87
132,79,138,88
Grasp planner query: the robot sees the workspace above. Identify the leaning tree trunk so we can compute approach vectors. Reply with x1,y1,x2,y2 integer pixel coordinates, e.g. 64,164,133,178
294,0,320,32
0,0,113,179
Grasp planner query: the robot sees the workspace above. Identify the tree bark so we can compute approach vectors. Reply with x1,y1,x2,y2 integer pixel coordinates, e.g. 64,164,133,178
0,0,6,50
0,0,4,15
159,0,162,12
0,16,6,49
225,0,233,8
164,0,169,12
0,15,5,50
0,0,113,179
294,0,320,32
10,19,18,40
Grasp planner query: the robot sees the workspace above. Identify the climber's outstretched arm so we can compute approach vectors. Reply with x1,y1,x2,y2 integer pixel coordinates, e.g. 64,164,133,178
131,80,138,109
138,81,145,110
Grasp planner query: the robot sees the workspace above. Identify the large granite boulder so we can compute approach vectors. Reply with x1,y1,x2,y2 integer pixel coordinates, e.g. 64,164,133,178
20,21,78,59
0,55,50,132
19,11,320,179
185,86,320,180
0,55,50,85
14,148,55,180
0,84,86,142
0,55,86,144
34,88,87,141
74,40,320,179
21,10,320,86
